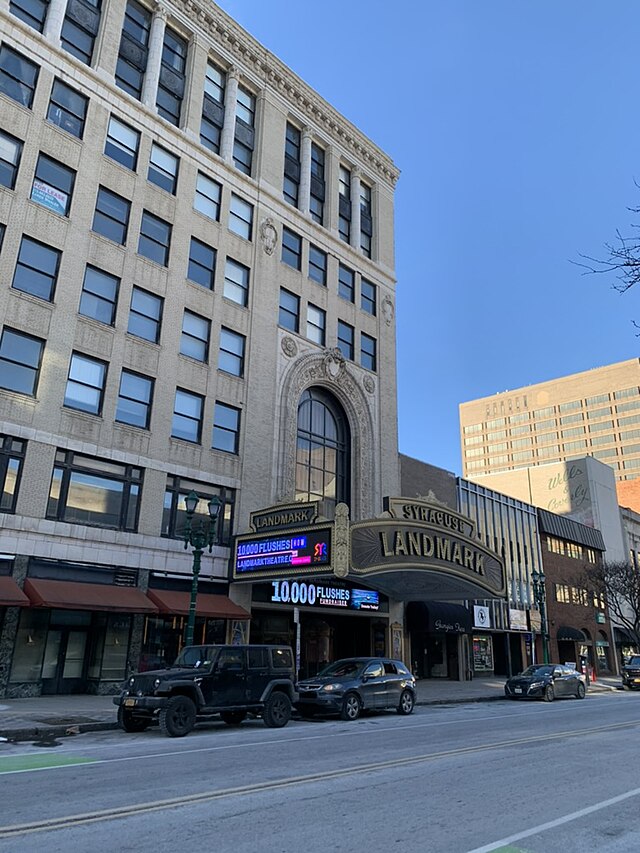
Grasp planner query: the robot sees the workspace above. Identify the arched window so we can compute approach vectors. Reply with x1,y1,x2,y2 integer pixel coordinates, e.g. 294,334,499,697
295,388,350,517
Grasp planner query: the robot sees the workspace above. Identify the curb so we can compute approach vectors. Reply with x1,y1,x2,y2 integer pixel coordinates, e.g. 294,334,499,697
0,721,118,743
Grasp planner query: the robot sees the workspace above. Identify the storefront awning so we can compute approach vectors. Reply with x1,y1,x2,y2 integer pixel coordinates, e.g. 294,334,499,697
146,590,250,619
406,601,472,634
557,626,587,642
0,577,29,606
614,626,638,645
24,579,158,613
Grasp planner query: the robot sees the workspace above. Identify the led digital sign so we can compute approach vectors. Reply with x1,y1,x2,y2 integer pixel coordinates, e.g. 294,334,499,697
270,580,380,611
233,527,332,576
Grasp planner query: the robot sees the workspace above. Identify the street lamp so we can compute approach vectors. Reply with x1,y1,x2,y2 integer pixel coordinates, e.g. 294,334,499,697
182,491,222,647
532,569,550,664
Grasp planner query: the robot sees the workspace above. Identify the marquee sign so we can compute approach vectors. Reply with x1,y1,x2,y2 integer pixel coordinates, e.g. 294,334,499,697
232,526,333,581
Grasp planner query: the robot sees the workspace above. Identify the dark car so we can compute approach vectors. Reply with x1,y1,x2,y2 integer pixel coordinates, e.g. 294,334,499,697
113,644,297,737
621,655,640,689
504,664,587,702
296,657,417,721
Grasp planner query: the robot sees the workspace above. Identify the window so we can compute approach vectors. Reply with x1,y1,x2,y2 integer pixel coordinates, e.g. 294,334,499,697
338,165,351,243
615,387,640,399
310,143,325,224
0,46,39,108
282,227,302,270
61,0,101,65
361,278,376,315
307,304,325,346
0,327,44,395
229,194,253,240
12,236,60,302
0,130,22,189
0,434,25,512
64,352,107,414
233,85,255,174
212,402,240,453
10,0,48,31
194,172,221,221
147,143,178,194
337,320,354,360
162,474,234,545
105,116,140,170
360,333,376,371
172,388,203,443
181,310,210,362
138,211,171,266
92,187,130,245
31,154,75,216
218,327,245,377
338,264,355,302
201,61,226,153
279,288,299,332
296,387,350,517
308,244,327,285
79,266,119,325
360,182,372,257
47,80,88,138
47,449,142,530
128,286,163,343
156,28,187,126
116,369,153,428
116,0,151,99
283,123,300,207
188,237,216,290
224,258,249,306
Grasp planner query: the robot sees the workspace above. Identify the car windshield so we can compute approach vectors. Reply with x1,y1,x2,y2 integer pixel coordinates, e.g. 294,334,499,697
626,656,640,666
317,660,365,677
173,646,219,668
520,665,554,677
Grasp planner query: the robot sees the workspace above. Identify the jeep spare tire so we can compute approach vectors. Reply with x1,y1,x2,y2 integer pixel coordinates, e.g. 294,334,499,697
262,692,291,728
159,695,197,737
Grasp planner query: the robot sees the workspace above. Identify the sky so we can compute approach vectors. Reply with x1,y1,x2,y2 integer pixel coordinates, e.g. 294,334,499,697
215,1,640,475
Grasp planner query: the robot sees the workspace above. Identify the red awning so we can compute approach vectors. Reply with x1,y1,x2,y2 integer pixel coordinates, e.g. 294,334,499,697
0,577,29,606
146,589,250,619
24,579,158,613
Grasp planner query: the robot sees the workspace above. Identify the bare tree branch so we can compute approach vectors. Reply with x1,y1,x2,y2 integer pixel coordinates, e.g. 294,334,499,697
578,560,640,646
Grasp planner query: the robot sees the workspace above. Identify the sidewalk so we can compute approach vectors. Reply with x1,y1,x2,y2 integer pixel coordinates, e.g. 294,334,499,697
0,675,622,743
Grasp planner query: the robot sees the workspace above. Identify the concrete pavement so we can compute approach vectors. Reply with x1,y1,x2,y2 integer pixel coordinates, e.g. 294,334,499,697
0,674,622,742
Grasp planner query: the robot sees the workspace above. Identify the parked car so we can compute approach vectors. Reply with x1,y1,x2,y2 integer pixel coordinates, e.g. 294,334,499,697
621,655,640,689
504,664,587,701
113,644,297,737
296,657,416,720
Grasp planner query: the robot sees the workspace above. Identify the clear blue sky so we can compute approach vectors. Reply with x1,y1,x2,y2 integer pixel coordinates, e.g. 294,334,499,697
216,1,639,475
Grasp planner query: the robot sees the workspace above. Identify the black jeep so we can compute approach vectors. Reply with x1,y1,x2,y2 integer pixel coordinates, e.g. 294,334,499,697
113,644,297,737
622,654,640,690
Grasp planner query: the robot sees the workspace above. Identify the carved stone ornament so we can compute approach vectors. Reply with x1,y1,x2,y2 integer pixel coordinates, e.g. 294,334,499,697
323,348,345,381
382,296,395,326
281,336,297,358
332,502,351,578
260,218,278,255
363,375,375,394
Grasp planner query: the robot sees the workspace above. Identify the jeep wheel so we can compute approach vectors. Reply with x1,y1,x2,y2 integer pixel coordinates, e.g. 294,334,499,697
263,692,291,728
397,689,415,716
117,706,151,733
221,710,247,726
159,695,197,737
340,692,361,721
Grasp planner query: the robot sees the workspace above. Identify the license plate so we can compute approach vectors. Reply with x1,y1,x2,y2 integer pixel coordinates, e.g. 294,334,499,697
124,698,136,707
514,688,522,694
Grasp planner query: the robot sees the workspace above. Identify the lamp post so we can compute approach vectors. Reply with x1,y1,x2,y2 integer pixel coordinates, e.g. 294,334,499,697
532,569,550,664
182,491,222,647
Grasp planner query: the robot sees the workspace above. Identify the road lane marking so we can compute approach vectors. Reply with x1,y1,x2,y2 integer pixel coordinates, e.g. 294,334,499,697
466,785,640,853
1,718,639,838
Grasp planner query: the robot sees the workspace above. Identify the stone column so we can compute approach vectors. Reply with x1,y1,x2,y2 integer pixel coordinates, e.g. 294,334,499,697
182,34,209,140
326,144,340,235
299,127,312,215
141,3,167,109
350,167,361,250
43,0,67,45
220,67,239,163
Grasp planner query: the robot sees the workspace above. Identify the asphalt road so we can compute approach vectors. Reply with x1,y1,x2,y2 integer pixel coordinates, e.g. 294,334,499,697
1,692,640,853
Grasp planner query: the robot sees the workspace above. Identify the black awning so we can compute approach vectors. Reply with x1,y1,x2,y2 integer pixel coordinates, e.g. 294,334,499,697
614,626,639,644
557,626,587,642
406,601,472,634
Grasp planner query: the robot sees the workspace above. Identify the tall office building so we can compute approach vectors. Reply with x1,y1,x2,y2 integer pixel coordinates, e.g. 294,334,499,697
0,0,399,695
459,358,640,489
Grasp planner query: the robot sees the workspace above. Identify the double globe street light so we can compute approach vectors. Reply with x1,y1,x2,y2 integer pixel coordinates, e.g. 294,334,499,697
531,568,550,664
182,490,222,647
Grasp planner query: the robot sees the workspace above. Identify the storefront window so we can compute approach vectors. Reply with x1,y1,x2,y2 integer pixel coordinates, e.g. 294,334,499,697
473,635,494,672
140,614,227,670
10,610,49,682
